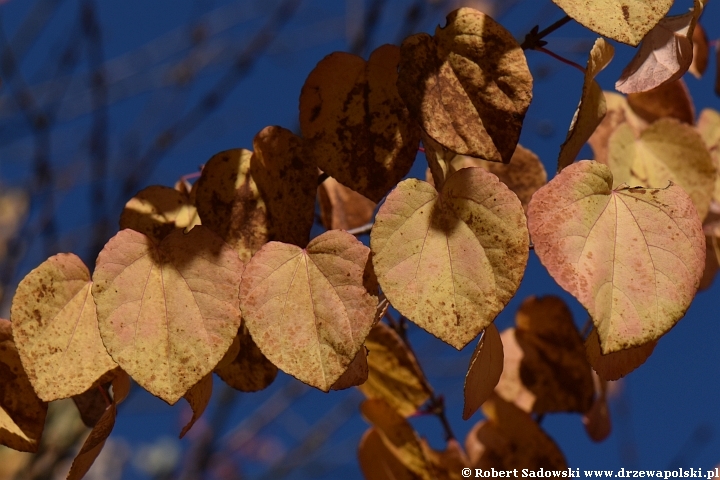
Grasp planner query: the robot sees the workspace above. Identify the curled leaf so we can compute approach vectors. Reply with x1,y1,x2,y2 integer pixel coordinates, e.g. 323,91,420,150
331,347,369,390
463,323,503,420
371,168,528,349
214,326,278,392
527,161,705,353
180,373,212,438
317,177,376,231
585,328,656,380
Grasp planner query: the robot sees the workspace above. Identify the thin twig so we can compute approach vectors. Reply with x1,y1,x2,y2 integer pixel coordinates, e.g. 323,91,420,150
535,46,586,73
521,15,572,50
347,221,373,236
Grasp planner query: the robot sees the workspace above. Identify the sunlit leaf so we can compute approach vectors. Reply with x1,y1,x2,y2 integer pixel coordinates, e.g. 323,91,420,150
689,22,709,78
179,373,212,438
120,185,200,243
616,1,702,93
300,44,421,202
93,227,243,404
318,177,376,231
527,161,705,353
585,328,656,380
558,38,614,172
11,253,117,402
551,0,672,46
214,325,278,392
240,230,377,391
331,347,369,390
371,168,528,349
627,79,695,125
398,8,532,162
463,323,503,420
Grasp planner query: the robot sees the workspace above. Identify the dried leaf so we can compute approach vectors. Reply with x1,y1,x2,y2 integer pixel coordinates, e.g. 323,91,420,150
66,403,116,480
463,323,503,420
582,373,611,442
358,428,420,480
331,347,369,390
317,177,376,231
423,132,456,190
627,79,695,125
558,38,615,172
606,118,715,220
588,92,648,165
616,1,702,94
11,253,117,402
120,185,200,243
214,326,278,392
689,22,709,78
371,168,529,349
585,328,656,380
465,394,567,470
398,8,532,162
92,227,243,404
421,439,471,480
180,373,212,438
696,109,720,204
240,230,377,391
527,161,705,354
72,383,112,429
358,322,433,417
299,44,421,202
0,319,47,453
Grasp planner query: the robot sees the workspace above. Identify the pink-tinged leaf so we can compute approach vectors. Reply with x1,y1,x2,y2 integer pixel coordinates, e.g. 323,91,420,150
463,323,503,420
527,161,705,354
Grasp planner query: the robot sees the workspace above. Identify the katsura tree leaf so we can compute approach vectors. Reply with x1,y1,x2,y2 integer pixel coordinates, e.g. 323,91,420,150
627,79,695,126
463,323,503,420
240,230,377,392
420,439,471,480
71,368,124,428
696,109,720,204
465,394,567,470
582,373,611,442
180,373,212,438
552,0,673,47
360,399,433,479
358,322,433,417
690,22,709,78
398,7,532,162
358,428,420,480
495,296,594,414
616,1,703,94
527,160,705,354
317,177,376,231
371,168,529,350
11,253,117,402
214,325,278,392
585,328,656,380
120,185,200,243
0,318,47,453
605,118,715,220
92,227,243,405
299,44,421,202
331,347,369,390
588,91,648,165
423,132,456,190
557,38,615,172
66,403,116,480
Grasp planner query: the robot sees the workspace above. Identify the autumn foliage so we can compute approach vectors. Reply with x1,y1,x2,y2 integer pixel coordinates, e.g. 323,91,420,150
2,1,720,477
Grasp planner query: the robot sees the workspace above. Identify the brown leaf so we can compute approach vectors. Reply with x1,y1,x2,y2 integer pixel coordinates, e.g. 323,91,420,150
398,8,532,162
585,328,656,380
465,394,567,470
627,79,695,125
371,168,529,349
11,253,117,402
331,347,369,390
558,38,615,172
214,326,278,392
299,44,421,202
551,0,673,46
582,372,612,442
92,227,243,404
358,428,421,480
120,185,200,243
240,230,377,391
463,323,503,420
71,369,129,429
527,161,705,354
605,118,715,220
616,1,703,94
420,438,471,480
689,22,709,78
66,403,116,480
180,373,212,438
0,319,47,453
317,177,376,231
358,322,433,417
588,92,648,165
696,109,720,204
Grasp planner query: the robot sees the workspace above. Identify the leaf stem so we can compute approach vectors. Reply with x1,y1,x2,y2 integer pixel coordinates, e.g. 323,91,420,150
425,394,455,441
535,47,586,74
97,384,111,408
347,221,374,236
521,15,572,50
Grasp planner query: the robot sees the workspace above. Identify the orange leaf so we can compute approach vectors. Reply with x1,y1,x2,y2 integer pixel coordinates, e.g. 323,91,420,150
92,227,243,404
214,326,278,392
11,253,117,402
371,168,528,349
317,177,376,231
180,373,212,438
463,323,503,420
527,160,705,353
240,230,377,391
585,328,656,380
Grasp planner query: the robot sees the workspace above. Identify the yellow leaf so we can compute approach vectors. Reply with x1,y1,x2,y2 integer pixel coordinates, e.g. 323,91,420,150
214,325,278,393
120,185,200,243
527,161,705,353
588,91,648,165
696,108,720,204
371,168,528,349
551,0,673,46
398,8,532,162
463,323,503,420
240,230,377,392
179,373,212,438
92,227,243,404
558,38,614,172
11,254,117,402
689,22,709,78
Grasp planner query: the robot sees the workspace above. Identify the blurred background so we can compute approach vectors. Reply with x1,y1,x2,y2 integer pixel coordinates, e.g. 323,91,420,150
0,0,717,478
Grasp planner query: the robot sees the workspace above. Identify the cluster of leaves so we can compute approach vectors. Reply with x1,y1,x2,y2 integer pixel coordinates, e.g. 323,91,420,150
1,1,719,477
